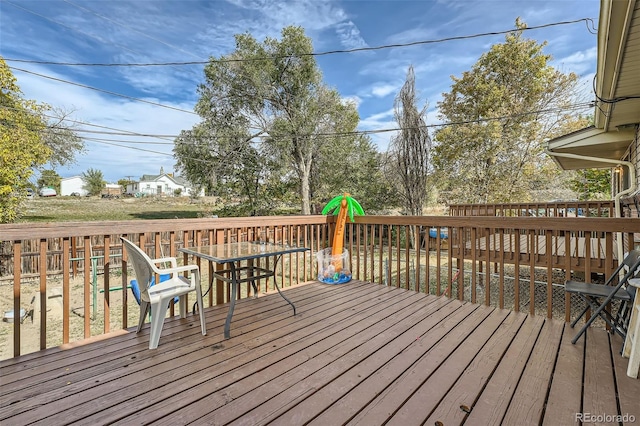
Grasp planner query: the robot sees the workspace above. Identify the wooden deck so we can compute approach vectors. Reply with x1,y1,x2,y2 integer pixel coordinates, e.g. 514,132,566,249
1,280,638,425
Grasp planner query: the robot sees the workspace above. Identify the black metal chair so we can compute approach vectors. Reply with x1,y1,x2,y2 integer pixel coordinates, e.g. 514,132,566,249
566,249,640,344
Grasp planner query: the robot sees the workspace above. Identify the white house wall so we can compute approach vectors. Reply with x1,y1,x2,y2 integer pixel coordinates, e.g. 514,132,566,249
60,177,87,196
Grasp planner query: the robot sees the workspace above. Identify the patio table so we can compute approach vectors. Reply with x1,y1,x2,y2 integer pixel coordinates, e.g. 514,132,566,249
179,242,309,338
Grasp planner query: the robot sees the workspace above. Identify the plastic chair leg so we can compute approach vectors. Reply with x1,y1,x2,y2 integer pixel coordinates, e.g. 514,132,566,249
148,300,167,349
178,294,187,318
137,301,150,333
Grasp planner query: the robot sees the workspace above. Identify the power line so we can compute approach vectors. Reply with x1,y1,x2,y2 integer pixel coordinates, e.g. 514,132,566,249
7,99,591,172
88,138,233,168
0,105,177,141
2,101,594,143
80,136,175,145
60,101,598,142
592,74,640,105
4,18,596,67
8,66,198,115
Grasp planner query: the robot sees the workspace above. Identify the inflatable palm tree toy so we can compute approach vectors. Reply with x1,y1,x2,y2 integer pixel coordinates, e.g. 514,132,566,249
320,193,364,283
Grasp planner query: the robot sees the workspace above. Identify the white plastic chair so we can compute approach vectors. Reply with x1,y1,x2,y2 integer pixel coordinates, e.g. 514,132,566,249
121,237,206,349
623,278,640,378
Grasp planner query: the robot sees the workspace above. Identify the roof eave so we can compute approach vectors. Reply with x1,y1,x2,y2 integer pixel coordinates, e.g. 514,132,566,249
594,0,636,130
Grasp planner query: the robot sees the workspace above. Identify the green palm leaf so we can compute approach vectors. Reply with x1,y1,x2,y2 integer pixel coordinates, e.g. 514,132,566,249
346,197,365,221
322,194,365,220
322,195,344,215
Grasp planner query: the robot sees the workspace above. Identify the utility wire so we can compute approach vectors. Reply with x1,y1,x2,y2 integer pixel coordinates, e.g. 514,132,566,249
16,99,593,171
2,101,594,142
592,74,640,104
0,104,177,141
8,66,198,115
4,18,596,67
75,136,175,145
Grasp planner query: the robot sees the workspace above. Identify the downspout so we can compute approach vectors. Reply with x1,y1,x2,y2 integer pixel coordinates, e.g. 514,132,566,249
544,150,637,261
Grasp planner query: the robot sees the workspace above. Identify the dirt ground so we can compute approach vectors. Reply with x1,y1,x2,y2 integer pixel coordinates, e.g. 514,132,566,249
0,273,144,360
0,269,266,360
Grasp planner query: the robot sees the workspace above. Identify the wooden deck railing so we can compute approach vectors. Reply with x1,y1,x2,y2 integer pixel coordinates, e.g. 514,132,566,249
1,214,639,359
344,216,638,318
0,216,329,358
449,201,615,218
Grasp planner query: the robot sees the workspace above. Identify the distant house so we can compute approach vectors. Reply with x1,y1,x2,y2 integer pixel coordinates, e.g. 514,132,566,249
60,176,88,196
126,171,203,197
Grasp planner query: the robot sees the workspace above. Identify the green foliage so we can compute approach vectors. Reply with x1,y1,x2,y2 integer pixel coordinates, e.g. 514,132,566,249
176,26,387,215
81,168,105,196
117,178,132,193
569,169,611,200
37,169,61,193
313,135,395,213
0,57,51,222
433,19,587,204
322,194,364,222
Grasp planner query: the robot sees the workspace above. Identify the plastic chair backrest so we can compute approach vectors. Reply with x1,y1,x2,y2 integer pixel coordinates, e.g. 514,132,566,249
121,238,155,304
130,274,172,305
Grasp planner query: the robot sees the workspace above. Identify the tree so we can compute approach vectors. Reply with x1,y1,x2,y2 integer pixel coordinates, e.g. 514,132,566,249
37,169,61,193
433,19,587,204
41,106,85,168
312,134,395,214
117,178,132,193
0,57,51,222
387,66,432,216
82,168,105,196
178,26,369,215
570,169,611,200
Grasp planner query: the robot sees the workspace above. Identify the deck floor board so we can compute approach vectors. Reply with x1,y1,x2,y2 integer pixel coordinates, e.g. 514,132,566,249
0,280,638,426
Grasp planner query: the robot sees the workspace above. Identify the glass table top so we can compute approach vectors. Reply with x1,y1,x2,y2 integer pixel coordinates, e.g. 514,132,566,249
178,241,309,263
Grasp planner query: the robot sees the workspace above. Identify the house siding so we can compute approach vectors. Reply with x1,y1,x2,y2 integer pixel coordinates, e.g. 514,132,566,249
621,125,640,218
60,176,88,196
125,173,203,197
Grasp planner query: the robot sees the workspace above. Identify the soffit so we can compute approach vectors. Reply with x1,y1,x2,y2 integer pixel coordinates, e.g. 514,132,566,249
596,0,640,130
546,126,635,169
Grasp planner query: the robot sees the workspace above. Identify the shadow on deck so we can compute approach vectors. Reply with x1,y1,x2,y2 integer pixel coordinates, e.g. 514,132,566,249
1,280,638,425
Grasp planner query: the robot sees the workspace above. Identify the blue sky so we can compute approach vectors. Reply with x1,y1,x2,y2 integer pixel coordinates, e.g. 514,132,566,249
1,0,600,183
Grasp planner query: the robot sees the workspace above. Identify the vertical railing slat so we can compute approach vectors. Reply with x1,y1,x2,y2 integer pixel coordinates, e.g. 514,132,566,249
39,239,47,350
83,236,91,338
63,237,70,343
13,241,21,357
103,235,111,333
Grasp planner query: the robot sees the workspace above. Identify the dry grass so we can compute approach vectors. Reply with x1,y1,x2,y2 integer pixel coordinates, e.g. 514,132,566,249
18,196,222,222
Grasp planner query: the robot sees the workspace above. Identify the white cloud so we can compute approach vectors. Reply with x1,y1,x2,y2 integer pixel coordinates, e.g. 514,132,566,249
343,95,362,109
556,47,597,75
371,84,398,98
335,21,368,50
14,65,200,182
